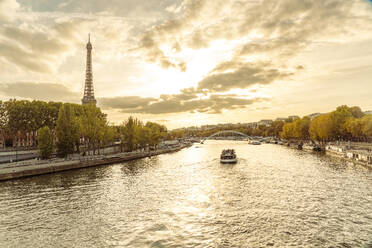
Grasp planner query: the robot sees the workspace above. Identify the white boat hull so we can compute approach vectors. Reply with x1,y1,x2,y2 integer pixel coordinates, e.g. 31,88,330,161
220,158,237,163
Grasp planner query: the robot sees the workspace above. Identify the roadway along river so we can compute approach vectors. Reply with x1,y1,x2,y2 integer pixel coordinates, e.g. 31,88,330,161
0,141,371,247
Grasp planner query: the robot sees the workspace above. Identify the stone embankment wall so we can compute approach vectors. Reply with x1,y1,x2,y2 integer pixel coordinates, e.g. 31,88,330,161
0,145,190,181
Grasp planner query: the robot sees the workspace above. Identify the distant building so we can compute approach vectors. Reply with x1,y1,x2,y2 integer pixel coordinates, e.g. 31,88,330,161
258,119,273,126
288,115,300,121
364,110,372,115
0,131,37,149
244,122,258,128
307,113,322,120
275,117,287,122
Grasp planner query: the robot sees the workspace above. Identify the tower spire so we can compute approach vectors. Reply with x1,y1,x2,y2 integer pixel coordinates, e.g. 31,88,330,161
82,34,96,105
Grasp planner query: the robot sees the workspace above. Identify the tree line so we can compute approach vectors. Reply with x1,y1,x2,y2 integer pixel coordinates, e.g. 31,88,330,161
171,105,372,143
0,100,168,159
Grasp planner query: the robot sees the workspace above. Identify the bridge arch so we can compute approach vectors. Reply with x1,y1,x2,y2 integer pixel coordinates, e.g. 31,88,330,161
201,130,254,143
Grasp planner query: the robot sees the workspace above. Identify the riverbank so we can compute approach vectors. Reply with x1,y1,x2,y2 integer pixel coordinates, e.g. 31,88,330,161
282,142,372,169
0,144,191,181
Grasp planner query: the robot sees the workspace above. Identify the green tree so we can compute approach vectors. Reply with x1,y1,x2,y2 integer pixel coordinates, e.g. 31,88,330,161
137,125,151,149
348,106,364,118
37,126,54,159
361,115,372,138
7,100,33,135
293,117,310,139
56,104,80,157
100,125,116,148
145,122,167,147
120,116,140,151
344,118,362,141
270,120,285,138
0,101,8,147
79,105,106,154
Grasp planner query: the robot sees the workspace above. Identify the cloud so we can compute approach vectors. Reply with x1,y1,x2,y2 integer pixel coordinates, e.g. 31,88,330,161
0,25,78,73
135,0,371,77
135,0,208,70
99,91,265,114
0,0,371,120
0,17,88,73
99,96,157,110
197,62,293,93
0,0,19,22
19,0,183,19
0,6,133,74
0,82,80,102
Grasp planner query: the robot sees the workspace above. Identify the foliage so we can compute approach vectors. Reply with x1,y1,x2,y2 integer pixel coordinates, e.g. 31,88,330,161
119,117,168,151
361,115,372,137
5,100,62,134
281,117,310,140
56,104,80,157
1,99,371,151
120,116,140,151
79,105,109,153
172,105,371,144
309,105,368,142
37,126,54,159
0,101,8,142
0,101,8,131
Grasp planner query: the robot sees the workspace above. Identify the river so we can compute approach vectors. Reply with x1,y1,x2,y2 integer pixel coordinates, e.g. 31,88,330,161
0,141,371,247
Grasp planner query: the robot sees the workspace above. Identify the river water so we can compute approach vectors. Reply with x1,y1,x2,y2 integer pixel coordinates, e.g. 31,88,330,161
0,141,371,247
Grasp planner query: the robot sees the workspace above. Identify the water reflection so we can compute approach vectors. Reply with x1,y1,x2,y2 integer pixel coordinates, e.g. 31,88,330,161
0,141,371,247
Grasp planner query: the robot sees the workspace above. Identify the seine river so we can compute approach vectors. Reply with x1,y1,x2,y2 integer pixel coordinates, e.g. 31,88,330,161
0,141,371,247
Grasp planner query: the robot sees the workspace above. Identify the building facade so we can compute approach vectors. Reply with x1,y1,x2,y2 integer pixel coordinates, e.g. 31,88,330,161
0,131,37,149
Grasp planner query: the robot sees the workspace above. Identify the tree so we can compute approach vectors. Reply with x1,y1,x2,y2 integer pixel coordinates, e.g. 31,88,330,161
100,125,116,148
168,129,185,140
271,120,285,138
280,122,294,140
348,106,364,118
294,117,310,140
79,105,107,154
145,122,167,147
361,115,372,138
0,101,7,129
137,125,151,149
56,104,80,157
0,101,8,147
6,100,33,135
120,116,140,152
37,126,53,159
309,114,333,143
344,118,363,141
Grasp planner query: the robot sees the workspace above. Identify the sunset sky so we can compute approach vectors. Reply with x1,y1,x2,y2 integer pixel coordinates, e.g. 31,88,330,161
0,0,372,128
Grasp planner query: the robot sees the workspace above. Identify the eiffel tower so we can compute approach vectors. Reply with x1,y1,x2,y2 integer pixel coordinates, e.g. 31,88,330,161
82,34,97,105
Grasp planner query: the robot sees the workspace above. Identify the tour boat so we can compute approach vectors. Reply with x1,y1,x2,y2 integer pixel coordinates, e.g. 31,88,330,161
220,149,237,163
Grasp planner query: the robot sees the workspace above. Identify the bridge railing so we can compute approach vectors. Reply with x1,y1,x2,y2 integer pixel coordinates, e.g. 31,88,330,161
200,130,254,143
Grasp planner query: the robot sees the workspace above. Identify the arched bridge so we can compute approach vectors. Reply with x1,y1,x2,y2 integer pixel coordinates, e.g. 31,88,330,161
200,130,254,143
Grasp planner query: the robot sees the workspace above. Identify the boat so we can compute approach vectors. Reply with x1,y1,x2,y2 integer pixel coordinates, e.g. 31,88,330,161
220,149,237,163
250,140,261,145
297,143,303,150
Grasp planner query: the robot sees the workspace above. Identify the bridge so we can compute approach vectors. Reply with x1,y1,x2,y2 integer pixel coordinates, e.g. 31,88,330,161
200,130,254,144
